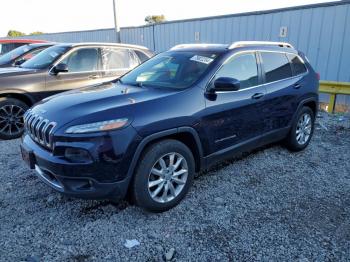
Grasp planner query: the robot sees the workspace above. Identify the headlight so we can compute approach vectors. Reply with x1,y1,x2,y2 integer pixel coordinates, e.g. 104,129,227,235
65,118,129,134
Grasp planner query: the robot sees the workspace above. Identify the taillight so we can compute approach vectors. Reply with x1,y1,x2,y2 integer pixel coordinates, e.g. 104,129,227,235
316,72,320,80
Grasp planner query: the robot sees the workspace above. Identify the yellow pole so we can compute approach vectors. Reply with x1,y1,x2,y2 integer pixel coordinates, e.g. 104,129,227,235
328,94,336,113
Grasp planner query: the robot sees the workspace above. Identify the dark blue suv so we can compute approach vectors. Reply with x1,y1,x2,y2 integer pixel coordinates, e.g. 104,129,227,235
20,41,319,212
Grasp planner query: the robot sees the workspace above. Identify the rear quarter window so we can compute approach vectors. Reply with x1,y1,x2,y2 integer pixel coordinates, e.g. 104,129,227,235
261,52,292,83
134,50,150,63
287,54,307,75
101,47,139,70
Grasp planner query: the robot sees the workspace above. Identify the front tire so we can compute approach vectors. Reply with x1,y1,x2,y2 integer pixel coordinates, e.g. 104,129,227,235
285,106,315,151
132,139,195,212
0,98,29,140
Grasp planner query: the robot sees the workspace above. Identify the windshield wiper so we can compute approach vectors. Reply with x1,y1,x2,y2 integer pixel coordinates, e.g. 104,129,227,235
114,78,124,84
124,82,145,88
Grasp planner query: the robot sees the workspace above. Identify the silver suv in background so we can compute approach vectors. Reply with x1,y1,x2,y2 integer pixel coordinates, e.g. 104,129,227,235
0,43,154,139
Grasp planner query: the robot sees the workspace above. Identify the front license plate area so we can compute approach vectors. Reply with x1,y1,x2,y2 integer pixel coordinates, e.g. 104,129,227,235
20,145,36,169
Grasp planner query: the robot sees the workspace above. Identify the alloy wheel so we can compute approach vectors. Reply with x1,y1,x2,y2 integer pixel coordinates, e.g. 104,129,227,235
0,104,25,137
296,113,312,145
148,152,188,203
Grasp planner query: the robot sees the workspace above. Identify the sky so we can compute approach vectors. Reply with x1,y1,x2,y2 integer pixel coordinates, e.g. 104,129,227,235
0,0,336,37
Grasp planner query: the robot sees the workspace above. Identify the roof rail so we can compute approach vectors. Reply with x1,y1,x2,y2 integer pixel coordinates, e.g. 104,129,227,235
71,42,149,50
170,43,227,50
229,41,294,49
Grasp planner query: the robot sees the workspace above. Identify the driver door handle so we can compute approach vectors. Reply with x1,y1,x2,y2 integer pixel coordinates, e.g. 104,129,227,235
251,93,264,100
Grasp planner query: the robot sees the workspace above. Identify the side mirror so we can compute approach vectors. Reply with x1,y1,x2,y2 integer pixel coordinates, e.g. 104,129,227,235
52,63,68,74
14,59,25,66
213,77,240,92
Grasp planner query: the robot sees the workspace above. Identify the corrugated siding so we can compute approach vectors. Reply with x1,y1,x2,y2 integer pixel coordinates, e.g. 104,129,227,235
121,1,350,83
1,1,349,83
2,29,118,43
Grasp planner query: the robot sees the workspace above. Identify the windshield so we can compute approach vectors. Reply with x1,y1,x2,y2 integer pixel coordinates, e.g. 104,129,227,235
21,45,69,69
120,51,219,89
0,45,32,64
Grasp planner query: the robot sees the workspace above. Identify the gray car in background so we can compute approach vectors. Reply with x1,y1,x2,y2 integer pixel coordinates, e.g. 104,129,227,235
0,43,54,68
0,42,154,139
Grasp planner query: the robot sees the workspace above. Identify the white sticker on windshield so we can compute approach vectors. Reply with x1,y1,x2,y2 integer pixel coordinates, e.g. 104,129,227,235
49,51,58,58
190,55,214,64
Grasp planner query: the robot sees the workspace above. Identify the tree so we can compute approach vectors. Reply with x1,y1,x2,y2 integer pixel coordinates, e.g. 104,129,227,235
145,15,166,24
7,30,25,37
29,31,44,35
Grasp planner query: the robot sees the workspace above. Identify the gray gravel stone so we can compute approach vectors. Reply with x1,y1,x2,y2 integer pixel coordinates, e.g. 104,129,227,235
0,112,349,261
165,248,175,261
214,197,225,204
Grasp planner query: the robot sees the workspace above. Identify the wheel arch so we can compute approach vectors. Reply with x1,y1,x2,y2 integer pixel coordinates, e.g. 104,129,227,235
302,99,317,116
294,96,318,121
0,91,35,107
127,127,204,180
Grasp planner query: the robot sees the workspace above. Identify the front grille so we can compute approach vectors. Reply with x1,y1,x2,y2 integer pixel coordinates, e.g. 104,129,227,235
24,110,56,149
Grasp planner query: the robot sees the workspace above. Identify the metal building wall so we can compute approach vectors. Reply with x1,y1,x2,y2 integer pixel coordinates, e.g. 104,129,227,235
121,1,350,83
2,28,118,43
0,1,349,84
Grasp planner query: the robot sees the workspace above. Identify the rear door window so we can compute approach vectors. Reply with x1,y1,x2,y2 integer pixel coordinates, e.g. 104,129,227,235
260,52,292,83
101,47,139,71
287,54,307,76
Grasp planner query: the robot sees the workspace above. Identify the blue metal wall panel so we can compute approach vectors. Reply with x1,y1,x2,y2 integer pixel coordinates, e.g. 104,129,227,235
1,29,118,43
338,5,350,82
120,1,350,83
1,1,349,83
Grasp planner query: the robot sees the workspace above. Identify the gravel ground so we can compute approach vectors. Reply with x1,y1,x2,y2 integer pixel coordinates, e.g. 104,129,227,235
0,112,349,262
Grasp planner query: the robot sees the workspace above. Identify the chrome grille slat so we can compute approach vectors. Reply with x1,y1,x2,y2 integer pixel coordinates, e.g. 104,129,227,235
30,115,38,135
27,114,36,131
34,117,43,139
38,120,49,143
23,111,56,150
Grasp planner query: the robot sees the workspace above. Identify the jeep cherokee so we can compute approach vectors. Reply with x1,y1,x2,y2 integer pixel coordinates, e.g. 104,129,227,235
20,41,319,212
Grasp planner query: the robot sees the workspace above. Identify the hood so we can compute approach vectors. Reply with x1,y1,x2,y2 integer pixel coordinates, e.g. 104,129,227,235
31,82,178,130
0,67,39,77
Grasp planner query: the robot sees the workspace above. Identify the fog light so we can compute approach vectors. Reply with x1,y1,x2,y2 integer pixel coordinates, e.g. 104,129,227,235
64,148,91,163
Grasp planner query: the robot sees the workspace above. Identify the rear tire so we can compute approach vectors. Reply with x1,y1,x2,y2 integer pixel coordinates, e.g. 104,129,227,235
132,139,195,212
0,98,29,140
285,106,315,151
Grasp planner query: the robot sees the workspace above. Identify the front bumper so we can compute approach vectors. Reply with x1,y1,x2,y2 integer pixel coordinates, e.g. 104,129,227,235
32,164,130,199
20,127,140,200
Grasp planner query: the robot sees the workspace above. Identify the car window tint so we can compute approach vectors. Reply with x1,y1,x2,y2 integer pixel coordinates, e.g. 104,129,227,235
101,48,138,70
0,45,31,64
134,50,150,63
261,52,292,83
287,54,307,76
21,45,69,69
62,48,99,73
129,50,140,68
214,53,258,89
22,48,45,60
121,51,218,89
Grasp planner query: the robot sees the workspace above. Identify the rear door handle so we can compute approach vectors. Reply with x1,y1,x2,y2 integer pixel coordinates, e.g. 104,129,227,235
251,93,264,100
89,74,99,79
293,83,302,89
